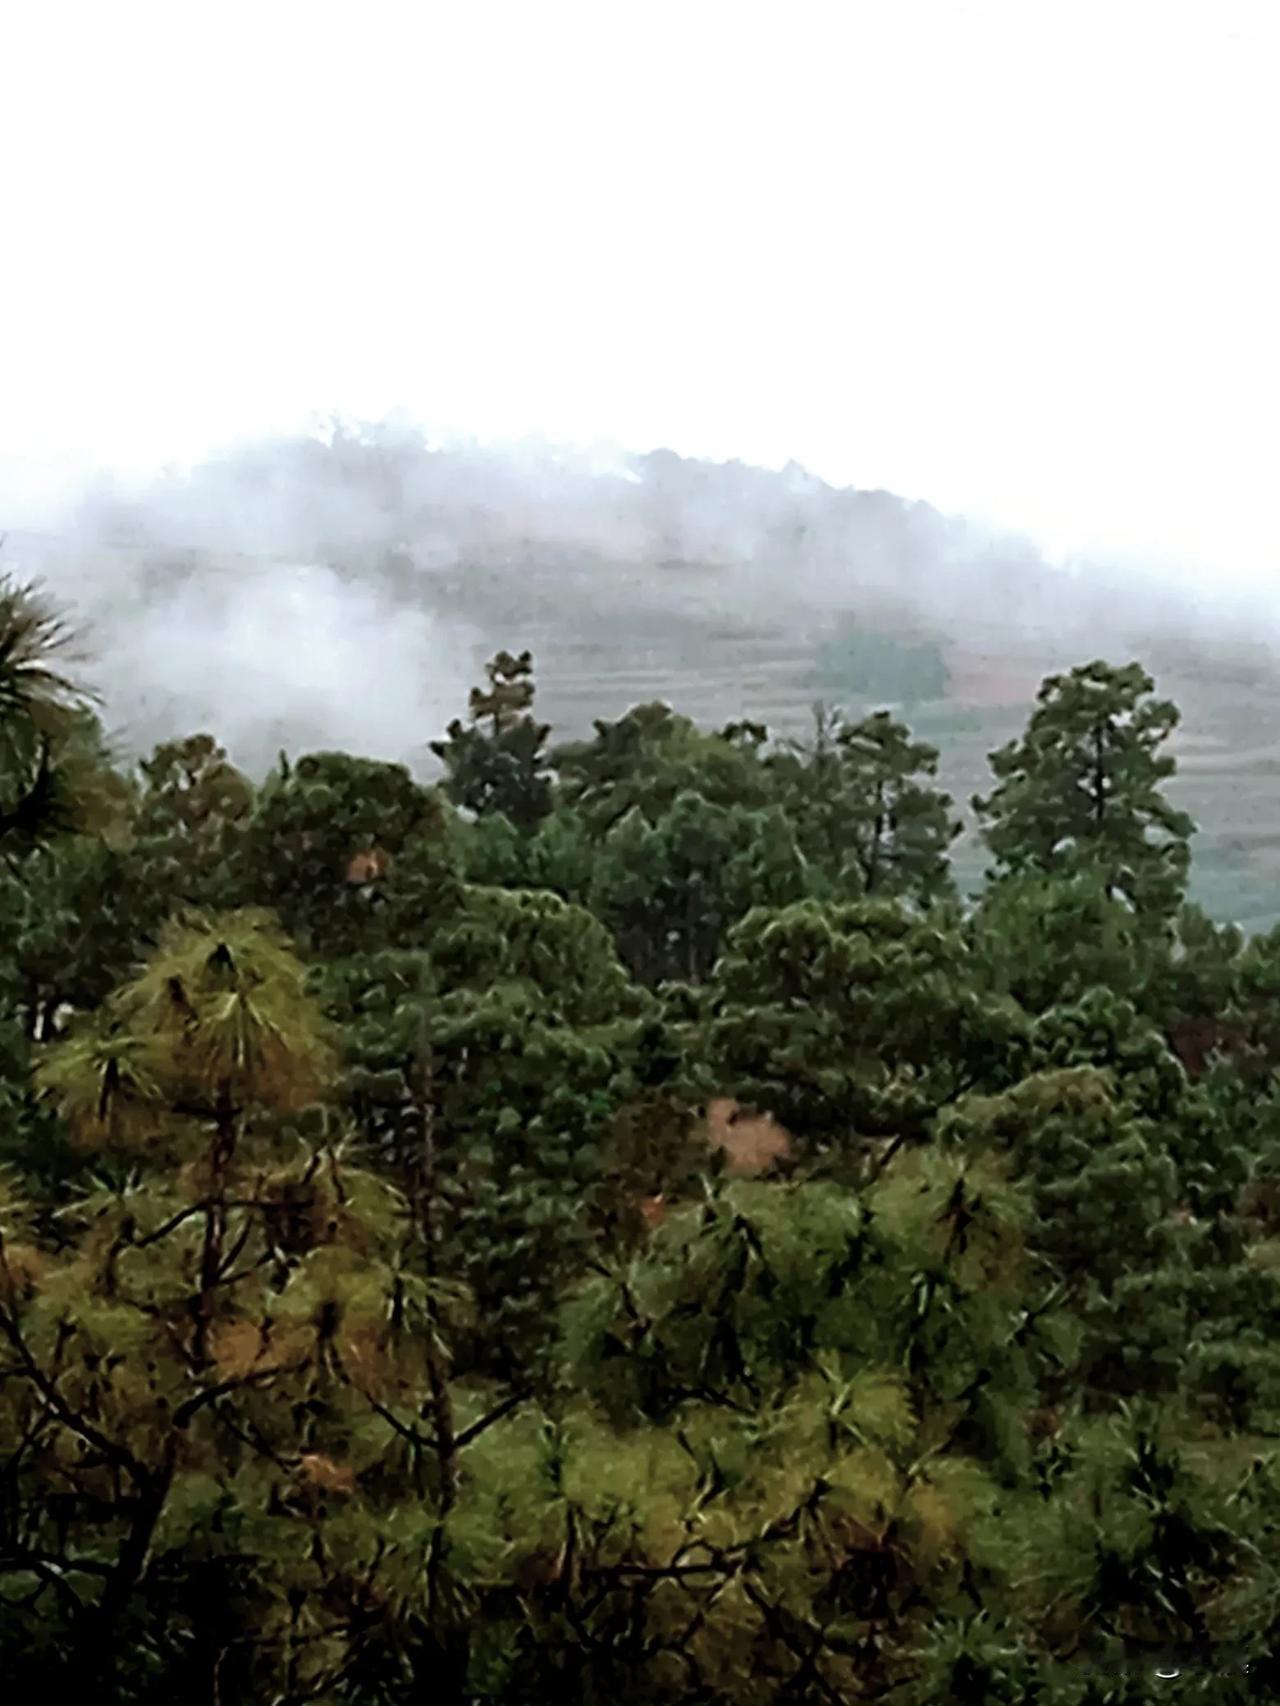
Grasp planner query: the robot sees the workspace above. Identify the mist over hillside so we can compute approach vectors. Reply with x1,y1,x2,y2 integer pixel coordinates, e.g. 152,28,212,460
0,423,1238,754
6,421,1280,923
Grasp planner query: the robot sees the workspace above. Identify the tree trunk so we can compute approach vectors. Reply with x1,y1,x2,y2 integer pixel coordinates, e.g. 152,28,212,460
409,1041,470,1700
67,1457,174,1691
194,1082,237,1366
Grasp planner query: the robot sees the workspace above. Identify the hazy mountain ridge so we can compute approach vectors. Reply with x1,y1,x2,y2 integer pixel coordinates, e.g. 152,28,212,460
6,424,1280,924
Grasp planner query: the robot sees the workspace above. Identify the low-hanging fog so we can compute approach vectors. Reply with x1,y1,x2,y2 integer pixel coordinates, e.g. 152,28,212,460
4,419,1271,790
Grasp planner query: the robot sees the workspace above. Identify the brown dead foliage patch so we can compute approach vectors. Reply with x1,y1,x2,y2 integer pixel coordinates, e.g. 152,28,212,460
0,1242,49,1303
624,1098,794,1235
336,1320,391,1393
298,1453,357,1495
638,1193,668,1230
345,846,389,884
702,1098,794,1177
211,1317,276,1380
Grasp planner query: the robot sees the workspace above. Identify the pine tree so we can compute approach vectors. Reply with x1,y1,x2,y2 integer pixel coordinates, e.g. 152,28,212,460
430,648,554,831
551,702,775,836
130,732,255,909
700,898,1025,1165
589,791,810,985
968,868,1158,1017
767,704,961,904
455,802,597,906
973,659,1194,917
317,885,651,1386
0,909,555,1698
938,1066,1192,1408
9,617,1280,1700
235,749,463,956
0,575,107,858
546,1148,1230,1701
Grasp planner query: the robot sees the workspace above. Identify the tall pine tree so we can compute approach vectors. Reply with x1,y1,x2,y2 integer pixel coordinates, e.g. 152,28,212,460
973,659,1194,917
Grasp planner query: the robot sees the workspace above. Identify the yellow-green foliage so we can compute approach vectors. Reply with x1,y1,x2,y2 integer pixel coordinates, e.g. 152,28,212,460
111,909,337,1112
35,910,337,1153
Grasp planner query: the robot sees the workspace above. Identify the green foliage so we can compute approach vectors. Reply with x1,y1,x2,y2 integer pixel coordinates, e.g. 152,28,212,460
234,748,463,955
589,791,810,984
0,836,171,1214
937,1068,1190,1405
136,732,254,839
552,702,776,835
1157,903,1245,1024
0,833,165,1033
316,887,649,1384
0,575,89,853
0,578,138,860
968,869,1160,1017
128,732,255,909
541,1159,1280,1698
767,705,961,903
34,909,337,1162
430,648,555,830
11,643,1280,1701
1,913,458,1696
455,803,598,907
563,1154,1033,1425
974,659,1195,917
0,573,85,725
430,884,645,1025
700,899,1025,1157
1025,988,1188,1123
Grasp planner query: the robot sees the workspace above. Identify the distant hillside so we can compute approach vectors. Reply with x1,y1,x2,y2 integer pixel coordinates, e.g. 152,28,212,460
8,425,1280,927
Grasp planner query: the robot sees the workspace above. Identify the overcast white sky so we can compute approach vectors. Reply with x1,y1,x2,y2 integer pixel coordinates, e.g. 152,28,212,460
2,0,1278,585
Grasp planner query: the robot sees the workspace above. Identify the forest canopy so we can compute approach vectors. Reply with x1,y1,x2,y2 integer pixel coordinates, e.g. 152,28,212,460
4,571,1280,1701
